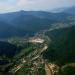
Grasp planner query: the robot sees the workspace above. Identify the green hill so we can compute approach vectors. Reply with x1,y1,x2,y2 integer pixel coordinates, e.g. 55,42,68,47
43,26,75,66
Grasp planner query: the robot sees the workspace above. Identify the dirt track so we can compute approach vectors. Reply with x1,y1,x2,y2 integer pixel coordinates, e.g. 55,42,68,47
45,63,53,75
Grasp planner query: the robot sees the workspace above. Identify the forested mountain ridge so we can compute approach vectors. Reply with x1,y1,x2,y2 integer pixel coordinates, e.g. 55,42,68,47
43,26,75,65
0,6,75,38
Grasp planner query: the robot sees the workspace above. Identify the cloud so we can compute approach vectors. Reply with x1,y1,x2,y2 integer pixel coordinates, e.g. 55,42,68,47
17,0,28,6
0,0,75,12
17,0,35,6
16,0,75,10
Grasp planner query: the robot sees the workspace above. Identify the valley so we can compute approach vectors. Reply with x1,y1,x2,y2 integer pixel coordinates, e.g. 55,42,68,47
0,6,75,75
0,25,75,75
8,35,49,75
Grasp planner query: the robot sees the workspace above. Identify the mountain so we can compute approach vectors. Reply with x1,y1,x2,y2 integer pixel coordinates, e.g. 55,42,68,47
0,41,18,57
0,8,75,38
49,6,75,14
0,21,17,38
0,11,55,38
43,26,75,65
0,11,53,23
62,6,75,14
49,8,66,13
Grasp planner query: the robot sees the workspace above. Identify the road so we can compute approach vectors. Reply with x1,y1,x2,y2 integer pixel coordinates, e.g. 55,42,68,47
45,63,53,75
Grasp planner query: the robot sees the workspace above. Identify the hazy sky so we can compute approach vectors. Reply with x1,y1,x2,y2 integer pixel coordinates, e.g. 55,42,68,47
0,0,75,13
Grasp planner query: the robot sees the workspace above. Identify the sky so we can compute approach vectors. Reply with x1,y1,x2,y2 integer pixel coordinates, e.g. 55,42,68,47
0,0,75,13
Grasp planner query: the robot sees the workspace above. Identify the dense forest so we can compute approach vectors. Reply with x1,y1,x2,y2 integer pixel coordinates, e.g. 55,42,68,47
0,41,18,57
43,26,75,66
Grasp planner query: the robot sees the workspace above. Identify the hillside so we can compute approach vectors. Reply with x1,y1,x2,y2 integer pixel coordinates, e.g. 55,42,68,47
43,26,75,66
0,41,18,58
0,9,75,38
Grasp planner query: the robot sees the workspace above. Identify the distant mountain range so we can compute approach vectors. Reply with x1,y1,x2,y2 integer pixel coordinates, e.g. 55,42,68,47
0,6,75,38
49,6,75,14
